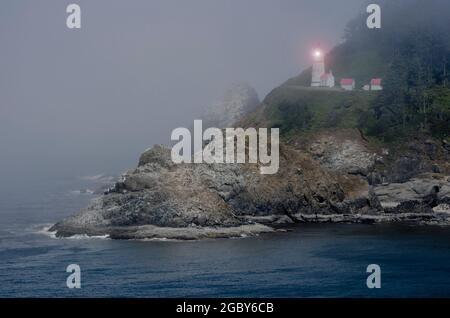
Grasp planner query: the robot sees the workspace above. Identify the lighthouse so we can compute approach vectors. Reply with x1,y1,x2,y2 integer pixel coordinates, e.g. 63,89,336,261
311,49,325,87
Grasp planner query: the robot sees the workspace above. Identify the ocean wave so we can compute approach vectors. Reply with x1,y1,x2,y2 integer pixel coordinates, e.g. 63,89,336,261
35,225,57,238
61,234,110,240
35,225,110,240
133,237,186,242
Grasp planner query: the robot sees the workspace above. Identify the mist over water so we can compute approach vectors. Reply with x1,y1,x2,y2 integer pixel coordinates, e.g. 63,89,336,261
0,0,365,188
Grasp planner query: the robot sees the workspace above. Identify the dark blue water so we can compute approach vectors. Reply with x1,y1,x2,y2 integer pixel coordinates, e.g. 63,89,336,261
1,176,450,298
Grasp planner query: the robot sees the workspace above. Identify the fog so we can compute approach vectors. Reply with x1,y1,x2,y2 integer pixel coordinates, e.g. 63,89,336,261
0,0,366,183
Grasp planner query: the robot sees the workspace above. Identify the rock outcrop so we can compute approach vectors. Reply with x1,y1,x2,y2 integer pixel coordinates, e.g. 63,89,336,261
299,129,380,176
51,144,359,238
50,138,450,239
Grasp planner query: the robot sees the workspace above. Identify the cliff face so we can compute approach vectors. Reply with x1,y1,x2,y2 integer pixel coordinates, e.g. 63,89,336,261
51,144,368,239
51,133,450,240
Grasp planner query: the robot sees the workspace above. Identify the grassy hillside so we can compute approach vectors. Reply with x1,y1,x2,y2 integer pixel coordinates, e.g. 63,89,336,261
244,0,450,141
241,86,377,140
264,87,376,132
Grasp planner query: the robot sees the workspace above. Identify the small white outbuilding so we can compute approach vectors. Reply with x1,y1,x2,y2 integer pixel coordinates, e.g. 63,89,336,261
340,78,355,91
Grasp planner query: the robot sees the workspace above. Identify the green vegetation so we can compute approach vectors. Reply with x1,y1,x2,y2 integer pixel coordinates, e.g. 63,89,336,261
260,0,450,141
263,87,376,133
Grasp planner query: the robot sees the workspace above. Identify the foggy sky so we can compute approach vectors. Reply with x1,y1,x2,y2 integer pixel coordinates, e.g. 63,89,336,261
0,0,366,182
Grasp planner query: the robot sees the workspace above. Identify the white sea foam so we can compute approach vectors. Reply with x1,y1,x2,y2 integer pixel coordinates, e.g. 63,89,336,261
135,237,184,242
35,225,57,238
35,225,110,240
63,234,110,240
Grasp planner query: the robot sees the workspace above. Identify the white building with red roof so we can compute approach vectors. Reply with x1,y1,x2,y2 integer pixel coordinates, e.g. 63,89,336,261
340,78,355,91
370,78,383,90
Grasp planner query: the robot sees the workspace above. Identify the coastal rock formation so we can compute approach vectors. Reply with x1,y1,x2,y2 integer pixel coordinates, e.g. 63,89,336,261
50,143,371,239
50,139,450,239
300,129,380,176
202,82,260,128
374,174,450,208
367,138,450,184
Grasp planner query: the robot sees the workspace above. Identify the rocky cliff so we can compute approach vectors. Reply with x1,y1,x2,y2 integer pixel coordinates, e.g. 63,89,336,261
50,130,450,240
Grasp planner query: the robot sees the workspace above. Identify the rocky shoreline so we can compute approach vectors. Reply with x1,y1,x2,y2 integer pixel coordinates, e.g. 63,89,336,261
49,83,450,240
50,139,450,240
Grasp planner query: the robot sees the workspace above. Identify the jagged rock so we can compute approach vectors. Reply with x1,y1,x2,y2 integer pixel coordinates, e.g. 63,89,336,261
50,143,376,239
374,139,450,184
138,144,174,168
424,139,439,160
374,174,450,210
51,135,450,239
51,139,450,240
302,130,379,176
443,140,450,160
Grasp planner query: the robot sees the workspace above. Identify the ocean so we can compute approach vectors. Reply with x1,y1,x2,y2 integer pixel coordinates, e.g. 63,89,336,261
1,175,450,298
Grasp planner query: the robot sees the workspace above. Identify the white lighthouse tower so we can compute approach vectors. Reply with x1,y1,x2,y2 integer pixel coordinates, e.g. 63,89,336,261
311,49,325,87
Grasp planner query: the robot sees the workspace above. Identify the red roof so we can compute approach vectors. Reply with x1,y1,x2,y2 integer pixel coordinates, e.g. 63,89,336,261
320,73,331,80
371,78,382,85
340,78,354,85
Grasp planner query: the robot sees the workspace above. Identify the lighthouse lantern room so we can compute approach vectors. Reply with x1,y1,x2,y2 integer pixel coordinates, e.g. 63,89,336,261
311,49,334,88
